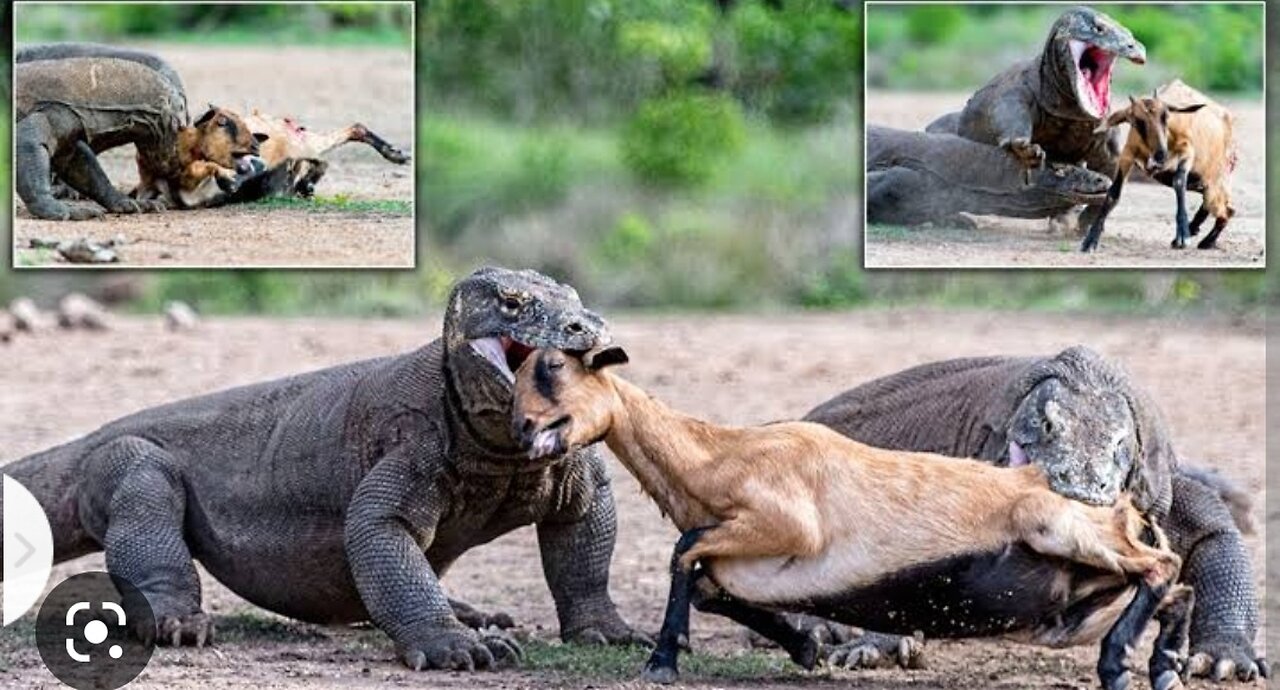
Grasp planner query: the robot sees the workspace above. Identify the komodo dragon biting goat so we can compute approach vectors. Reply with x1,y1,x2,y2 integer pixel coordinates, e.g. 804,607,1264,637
0,267,649,670
800,346,1265,683
866,125,1111,228
925,6,1144,235
946,6,1146,174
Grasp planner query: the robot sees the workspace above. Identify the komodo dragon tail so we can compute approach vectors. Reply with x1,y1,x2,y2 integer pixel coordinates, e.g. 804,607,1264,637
1178,465,1255,535
0,441,101,572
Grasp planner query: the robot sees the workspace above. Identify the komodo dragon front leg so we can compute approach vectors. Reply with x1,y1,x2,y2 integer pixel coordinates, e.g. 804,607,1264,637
538,450,653,646
1165,474,1266,682
989,97,1045,179
17,110,164,220
345,451,523,671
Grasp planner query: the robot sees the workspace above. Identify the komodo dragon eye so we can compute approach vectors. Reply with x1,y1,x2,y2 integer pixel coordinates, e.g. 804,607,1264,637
498,293,525,313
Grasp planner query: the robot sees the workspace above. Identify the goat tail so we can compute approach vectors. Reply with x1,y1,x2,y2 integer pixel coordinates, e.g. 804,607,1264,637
1177,465,1255,535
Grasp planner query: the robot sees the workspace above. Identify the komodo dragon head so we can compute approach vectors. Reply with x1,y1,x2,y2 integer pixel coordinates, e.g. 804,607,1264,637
998,346,1174,514
1031,162,1111,204
1042,7,1146,121
443,266,610,452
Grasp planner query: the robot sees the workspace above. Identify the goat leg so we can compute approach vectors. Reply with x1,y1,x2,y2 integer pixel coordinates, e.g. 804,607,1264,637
1148,585,1193,690
1171,162,1191,249
642,527,709,684
692,590,823,671
1098,580,1169,690
1081,167,1128,252
1187,204,1209,237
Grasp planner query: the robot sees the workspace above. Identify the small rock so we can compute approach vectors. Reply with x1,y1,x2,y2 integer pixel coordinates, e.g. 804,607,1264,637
108,233,129,248
57,293,111,331
0,311,15,343
57,239,118,264
28,237,60,249
9,298,52,332
164,301,200,331
159,252,175,260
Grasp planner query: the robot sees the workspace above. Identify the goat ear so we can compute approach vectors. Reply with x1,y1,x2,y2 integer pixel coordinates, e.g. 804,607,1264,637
254,132,271,143
1170,103,1207,114
583,345,629,371
1097,107,1130,133
193,108,217,127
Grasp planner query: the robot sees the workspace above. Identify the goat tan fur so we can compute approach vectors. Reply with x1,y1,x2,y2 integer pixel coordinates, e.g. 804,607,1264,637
1084,79,1236,251
514,348,1179,606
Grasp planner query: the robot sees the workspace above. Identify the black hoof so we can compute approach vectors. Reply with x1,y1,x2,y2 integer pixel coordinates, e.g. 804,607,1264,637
1102,670,1132,690
1170,238,1186,249
641,663,678,684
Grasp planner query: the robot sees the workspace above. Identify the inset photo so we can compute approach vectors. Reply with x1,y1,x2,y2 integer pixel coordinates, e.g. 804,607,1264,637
862,2,1265,269
12,1,415,268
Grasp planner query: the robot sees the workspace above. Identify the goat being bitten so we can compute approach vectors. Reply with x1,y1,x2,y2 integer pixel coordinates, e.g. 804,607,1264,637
1081,79,1236,251
510,347,1193,690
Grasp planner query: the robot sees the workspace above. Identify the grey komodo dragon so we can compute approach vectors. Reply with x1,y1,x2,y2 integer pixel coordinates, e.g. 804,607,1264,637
0,267,649,670
15,43,186,220
866,125,1110,228
801,346,1264,682
926,7,1144,238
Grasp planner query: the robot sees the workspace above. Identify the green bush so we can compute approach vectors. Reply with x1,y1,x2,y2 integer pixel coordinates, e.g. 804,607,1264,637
904,5,963,44
730,0,860,123
621,92,746,187
598,212,656,266
618,19,713,84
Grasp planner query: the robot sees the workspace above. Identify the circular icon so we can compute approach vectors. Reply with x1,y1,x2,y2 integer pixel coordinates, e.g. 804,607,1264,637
35,571,155,690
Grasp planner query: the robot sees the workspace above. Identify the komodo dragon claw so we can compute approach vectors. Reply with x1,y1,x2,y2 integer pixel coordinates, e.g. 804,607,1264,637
1185,635,1268,682
399,626,523,671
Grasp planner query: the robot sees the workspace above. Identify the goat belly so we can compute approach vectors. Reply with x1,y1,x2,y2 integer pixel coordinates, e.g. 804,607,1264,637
775,545,1092,639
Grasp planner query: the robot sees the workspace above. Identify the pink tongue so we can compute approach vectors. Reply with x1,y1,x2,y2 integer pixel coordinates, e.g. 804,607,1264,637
1008,441,1029,467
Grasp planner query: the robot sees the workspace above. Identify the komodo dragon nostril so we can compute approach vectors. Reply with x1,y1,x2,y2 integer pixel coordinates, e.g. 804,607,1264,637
565,322,584,334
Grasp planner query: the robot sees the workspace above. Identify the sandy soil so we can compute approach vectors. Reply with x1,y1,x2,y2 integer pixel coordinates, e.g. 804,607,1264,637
863,91,1266,269
12,44,415,268
0,312,1264,688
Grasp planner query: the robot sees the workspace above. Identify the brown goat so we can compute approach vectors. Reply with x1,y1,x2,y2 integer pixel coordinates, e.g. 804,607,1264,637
1081,79,1236,251
512,347,1193,690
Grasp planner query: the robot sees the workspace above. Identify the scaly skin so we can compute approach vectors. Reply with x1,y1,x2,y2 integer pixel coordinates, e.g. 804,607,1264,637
866,125,1110,227
0,267,648,670
800,346,1263,682
15,45,187,219
956,6,1145,174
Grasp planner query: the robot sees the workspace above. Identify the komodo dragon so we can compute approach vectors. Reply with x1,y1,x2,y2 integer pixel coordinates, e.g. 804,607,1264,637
800,347,1264,682
0,267,648,670
925,7,1144,235
15,45,187,220
866,125,1110,228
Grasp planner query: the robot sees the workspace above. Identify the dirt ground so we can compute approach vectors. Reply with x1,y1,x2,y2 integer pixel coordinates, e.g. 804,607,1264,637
12,44,415,268
0,311,1265,688
863,91,1267,269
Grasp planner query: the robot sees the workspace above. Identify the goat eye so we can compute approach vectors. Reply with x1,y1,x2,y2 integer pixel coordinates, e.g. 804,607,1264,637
1134,121,1146,136
548,360,565,371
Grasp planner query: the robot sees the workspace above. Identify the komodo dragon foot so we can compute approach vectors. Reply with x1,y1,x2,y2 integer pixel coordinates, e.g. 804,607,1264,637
398,623,524,671
999,137,1047,183
824,631,925,670
449,598,516,630
148,610,215,648
1185,634,1269,682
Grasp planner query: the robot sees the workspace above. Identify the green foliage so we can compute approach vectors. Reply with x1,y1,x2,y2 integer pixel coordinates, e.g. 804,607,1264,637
523,640,798,680
729,0,861,123
420,0,856,126
904,5,964,44
795,251,866,307
621,92,746,187
15,2,411,45
618,19,713,84
598,212,657,266
867,4,1263,93
419,117,580,242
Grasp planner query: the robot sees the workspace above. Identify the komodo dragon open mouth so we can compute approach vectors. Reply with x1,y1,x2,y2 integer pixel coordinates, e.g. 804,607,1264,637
470,336,536,383
1069,40,1119,119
